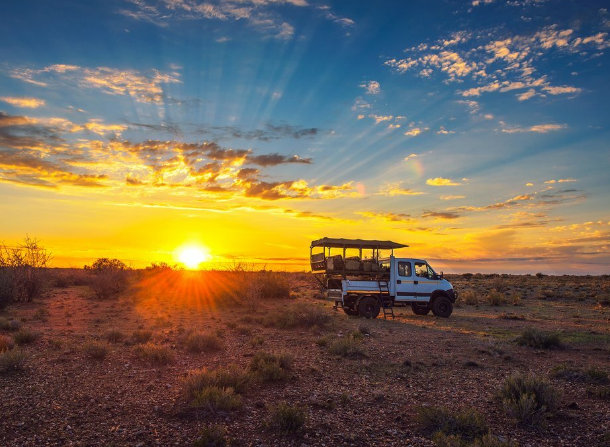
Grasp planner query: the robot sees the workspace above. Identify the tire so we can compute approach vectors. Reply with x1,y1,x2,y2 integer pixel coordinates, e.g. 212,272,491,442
431,296,453,318
411,303,431,316
358,297,381,319
343,307,359,316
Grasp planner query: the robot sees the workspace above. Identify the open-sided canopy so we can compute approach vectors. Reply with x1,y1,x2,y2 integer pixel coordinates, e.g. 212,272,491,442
311,237,408,250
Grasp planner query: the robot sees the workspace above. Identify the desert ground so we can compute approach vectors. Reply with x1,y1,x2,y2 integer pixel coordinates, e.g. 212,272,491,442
1,270,610,446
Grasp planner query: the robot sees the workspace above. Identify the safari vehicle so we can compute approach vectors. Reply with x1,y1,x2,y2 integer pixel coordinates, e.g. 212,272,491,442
310,237,457,319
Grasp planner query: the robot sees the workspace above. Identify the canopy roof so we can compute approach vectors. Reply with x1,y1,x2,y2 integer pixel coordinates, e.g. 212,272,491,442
311,237,408,250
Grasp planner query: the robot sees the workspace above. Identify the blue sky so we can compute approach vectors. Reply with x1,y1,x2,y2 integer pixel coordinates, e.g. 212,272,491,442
0,0,609,273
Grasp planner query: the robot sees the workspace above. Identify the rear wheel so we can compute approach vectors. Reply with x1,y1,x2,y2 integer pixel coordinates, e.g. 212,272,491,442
431,296,453,318
358,297,380,319
411,303,431,316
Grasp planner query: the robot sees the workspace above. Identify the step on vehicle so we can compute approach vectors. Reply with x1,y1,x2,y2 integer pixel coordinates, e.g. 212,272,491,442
310,237,458,319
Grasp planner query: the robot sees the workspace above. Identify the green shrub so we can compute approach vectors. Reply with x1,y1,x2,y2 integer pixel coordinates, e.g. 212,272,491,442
487,290,507,306
82,341,109,360
183,366,251,398
135,343,175,365
460,290,478,305
193,424,233,447
497,373,560,425
0,335,14,352
267,402,307,434
585,368,609,384
182,331,224,353
315,335,333,347
515,328,561,349
249,351,292,382
328,338,365,358
249,335,265,347
552,365,608,384
13,328,39,345
587,386,610,400
131,330,153,344
191,386,242,412
0,317,21,331
104,329,125,343
0,348,26,373
416,406,488,441
550,364,584,381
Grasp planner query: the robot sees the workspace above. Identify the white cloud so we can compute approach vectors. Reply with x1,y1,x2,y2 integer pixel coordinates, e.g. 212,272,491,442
426,177,461,186
404,127,425,136
542,85,582,95
404,153,418,161
516,89,537,101
501,123,566,133
360,80,380,95
385,24,607,102
0,97,46,108
10,64,181,103
369,114,393,124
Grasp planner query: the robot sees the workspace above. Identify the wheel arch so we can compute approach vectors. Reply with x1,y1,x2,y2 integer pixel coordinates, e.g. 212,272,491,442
430,290,450,304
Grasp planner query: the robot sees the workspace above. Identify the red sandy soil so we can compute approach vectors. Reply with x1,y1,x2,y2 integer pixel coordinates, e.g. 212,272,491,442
1,273,609,446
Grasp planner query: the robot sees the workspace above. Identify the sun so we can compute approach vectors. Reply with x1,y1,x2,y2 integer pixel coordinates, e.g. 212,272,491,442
177,245,211,270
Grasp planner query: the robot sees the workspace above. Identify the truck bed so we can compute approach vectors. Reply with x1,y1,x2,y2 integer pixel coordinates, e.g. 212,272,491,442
342,280,387,294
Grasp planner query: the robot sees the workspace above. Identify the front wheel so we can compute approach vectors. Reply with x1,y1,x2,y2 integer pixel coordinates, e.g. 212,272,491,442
431,296,453,318
358,297,380,319
411,303,431,316
343,307,359,316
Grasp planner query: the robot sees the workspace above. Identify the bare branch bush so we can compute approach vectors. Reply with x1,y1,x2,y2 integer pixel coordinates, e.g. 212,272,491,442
0,236,52,307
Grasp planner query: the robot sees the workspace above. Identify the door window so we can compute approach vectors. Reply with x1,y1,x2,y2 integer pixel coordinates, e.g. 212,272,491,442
398,261,411,277
415,262,431,279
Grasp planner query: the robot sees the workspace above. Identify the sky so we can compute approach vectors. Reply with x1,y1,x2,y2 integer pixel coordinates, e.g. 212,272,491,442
0,0,609,274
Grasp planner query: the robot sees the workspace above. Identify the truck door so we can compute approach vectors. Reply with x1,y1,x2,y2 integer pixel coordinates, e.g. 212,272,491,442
394,260,415,302
413,262,438,302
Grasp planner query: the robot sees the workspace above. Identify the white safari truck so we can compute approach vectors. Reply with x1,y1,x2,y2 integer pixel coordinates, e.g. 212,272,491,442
310,237,457,319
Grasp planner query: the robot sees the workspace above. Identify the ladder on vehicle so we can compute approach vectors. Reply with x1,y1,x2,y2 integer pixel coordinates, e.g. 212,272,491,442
378,280,394,319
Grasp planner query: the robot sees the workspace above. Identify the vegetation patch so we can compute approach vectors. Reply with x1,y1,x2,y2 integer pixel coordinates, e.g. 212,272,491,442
327,337,366,358
182,331,224,353
267,402,307,434
0,348,26,374
0,317,21,331
82,341,109,360
131,330,153,344
432,432,517,447
0,334,15,352
135,343,175,365
183,365,251,397
249,351,293,382
416,406,488,442
104,329,125,343
13,328,39,345
191,386,242,412
515,328,562,349
264,302,331,329
193,424,234,447
497,373,560,426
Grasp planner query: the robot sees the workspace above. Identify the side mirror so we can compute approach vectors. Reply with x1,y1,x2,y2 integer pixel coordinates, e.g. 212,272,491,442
440,271,444,279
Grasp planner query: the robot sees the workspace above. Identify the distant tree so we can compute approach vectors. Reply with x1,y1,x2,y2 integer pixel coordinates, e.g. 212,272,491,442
85,258,128,272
